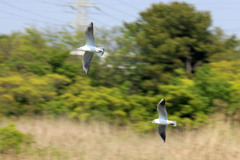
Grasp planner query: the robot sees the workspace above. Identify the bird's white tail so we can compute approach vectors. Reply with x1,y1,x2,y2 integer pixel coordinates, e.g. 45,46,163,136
172,121,177,127
96,47,104,57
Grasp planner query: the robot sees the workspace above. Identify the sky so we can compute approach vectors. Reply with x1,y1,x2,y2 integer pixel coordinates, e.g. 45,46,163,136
1,0,240,37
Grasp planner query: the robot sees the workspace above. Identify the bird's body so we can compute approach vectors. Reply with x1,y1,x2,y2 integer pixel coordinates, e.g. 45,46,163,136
152,119,175,125
76,22,104,74
152,98,177,143
80,45,104,53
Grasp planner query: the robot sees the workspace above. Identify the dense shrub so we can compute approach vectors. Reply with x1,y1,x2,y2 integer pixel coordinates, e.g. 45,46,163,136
0,123,34,154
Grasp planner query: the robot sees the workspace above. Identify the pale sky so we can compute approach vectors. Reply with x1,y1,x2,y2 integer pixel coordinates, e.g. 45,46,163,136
1,0,240,37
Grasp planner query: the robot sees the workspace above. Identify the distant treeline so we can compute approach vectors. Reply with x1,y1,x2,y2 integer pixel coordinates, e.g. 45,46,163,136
0,2,240,131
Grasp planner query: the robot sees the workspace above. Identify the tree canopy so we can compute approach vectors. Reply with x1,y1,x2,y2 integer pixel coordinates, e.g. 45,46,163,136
122,2,239,93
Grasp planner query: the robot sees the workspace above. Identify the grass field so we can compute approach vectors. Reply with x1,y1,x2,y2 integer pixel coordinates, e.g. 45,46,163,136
0,116,240,160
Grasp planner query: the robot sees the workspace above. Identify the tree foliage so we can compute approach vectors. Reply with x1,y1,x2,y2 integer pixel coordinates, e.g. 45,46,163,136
122,2,240,93
0,2,240,130
0,123,34,154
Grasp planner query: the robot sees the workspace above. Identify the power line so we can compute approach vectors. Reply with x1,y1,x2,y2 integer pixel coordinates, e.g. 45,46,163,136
68,0,99,30
0,0,66,23
37,0,66,7
89,16,110,27
0,8,65,26
99,10,123,22
96,0,138,19
117,0,140,11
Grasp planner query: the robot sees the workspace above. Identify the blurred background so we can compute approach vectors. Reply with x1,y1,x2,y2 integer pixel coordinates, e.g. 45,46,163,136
0,0,240,159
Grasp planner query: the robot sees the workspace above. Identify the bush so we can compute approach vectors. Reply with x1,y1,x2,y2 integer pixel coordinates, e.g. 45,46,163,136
0,123,34,154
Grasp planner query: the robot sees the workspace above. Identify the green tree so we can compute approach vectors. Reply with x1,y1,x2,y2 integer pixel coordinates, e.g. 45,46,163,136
122,2,239,93
126,2,213,72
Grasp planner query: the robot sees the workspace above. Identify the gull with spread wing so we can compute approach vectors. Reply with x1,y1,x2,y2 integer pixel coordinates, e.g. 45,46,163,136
152,98,177,143
77,22,104,74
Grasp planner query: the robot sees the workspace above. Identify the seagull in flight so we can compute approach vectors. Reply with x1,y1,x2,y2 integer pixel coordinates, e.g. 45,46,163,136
77,22,104,74
152,98,177,143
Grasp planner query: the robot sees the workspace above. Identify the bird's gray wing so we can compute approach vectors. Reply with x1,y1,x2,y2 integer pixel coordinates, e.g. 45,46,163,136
157,98,168,120
82,51,94,74
85,22,95,46
158,125,167,143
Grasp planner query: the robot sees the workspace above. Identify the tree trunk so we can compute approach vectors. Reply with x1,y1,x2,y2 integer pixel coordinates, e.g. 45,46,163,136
186,56,192,73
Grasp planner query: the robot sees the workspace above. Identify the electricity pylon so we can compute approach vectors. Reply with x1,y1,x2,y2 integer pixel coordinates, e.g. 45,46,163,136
68,0,98,30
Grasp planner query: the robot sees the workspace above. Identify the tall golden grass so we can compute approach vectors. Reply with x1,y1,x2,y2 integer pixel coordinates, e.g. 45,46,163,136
0,115,240,160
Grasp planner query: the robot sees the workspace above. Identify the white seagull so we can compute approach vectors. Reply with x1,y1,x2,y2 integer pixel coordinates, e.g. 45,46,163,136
152,98,177,143
77,22,104,74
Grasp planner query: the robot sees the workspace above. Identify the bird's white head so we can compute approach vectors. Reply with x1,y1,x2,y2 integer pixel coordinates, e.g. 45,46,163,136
152,119,159,124
77,47,83,51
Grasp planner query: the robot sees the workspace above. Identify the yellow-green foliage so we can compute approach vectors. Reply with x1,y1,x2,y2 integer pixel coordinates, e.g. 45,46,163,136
0,73,70,115
0,123,34,154
209,60,240,119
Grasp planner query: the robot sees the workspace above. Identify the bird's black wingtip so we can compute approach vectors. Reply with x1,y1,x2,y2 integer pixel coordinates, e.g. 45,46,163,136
160,98,165,105
87,22,93,29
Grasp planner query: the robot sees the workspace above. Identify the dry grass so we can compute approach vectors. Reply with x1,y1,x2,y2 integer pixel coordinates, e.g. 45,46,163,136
0,116,240,160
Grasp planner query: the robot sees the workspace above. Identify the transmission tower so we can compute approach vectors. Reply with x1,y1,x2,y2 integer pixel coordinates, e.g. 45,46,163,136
69,0,98,30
